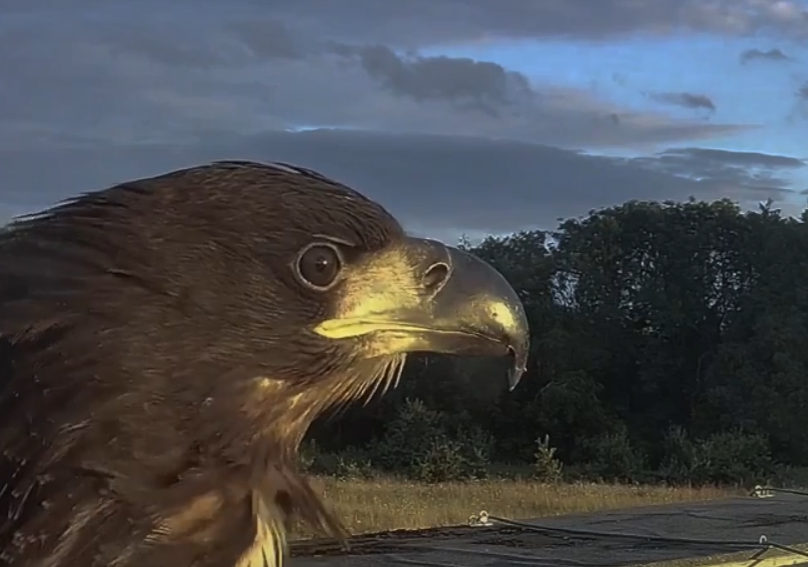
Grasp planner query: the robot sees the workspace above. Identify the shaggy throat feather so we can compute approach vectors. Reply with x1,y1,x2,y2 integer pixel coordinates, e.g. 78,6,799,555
242,355,408,567
323,354,408,413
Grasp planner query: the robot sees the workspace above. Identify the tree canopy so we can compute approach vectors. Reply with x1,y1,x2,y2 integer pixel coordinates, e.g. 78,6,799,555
305,198,808,485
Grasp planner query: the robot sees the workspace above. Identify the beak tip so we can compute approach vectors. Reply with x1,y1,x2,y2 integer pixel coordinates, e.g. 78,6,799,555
508,366,525,391
506,346,527,391
505,342,528,391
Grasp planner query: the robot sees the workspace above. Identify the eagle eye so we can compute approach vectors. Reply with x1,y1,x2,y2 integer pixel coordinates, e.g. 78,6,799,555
295,242,343,290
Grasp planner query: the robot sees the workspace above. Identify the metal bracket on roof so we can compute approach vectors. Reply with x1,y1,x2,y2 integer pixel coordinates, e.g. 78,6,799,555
752,485,774,499
468,510,493,527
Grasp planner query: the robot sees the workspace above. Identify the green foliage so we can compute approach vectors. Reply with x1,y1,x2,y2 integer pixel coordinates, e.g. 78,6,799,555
369,399,445,472
659,425,703,483
454,424,495,479
411,437,468,483
299,440,375,480
698,430,774,485
580,427,646,482
367,399,492,482
661,426,775,486
306,199,808,486
533,435,564,483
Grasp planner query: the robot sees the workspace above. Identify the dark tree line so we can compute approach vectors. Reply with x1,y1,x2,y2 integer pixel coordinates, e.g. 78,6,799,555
306,199,808,484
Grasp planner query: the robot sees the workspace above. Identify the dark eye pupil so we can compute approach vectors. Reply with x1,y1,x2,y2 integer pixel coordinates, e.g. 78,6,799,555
297,244,342,289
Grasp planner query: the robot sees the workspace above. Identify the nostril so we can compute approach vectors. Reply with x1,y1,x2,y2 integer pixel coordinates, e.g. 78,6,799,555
423,262,450,293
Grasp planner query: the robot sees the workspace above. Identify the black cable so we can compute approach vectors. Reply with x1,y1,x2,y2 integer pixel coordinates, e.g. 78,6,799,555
487,515,808,559
753,486,808,498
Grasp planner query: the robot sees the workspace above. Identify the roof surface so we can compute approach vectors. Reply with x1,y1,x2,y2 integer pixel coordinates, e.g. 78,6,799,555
290,492,808,567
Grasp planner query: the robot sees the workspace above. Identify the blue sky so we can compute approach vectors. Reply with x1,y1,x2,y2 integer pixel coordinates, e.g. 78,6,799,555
427,33,806,161
1,0,807,236
421,30,808,212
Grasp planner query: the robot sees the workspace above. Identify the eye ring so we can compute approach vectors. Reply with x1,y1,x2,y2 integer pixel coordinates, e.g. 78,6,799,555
294,241,344,291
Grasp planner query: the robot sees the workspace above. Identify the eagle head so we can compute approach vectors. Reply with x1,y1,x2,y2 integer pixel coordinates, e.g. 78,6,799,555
0,160,529,567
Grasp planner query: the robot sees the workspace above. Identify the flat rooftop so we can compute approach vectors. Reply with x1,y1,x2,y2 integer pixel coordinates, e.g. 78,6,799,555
290,491,808,567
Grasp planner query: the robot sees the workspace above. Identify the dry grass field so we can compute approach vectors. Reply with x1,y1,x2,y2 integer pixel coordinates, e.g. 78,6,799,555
301,476,736,536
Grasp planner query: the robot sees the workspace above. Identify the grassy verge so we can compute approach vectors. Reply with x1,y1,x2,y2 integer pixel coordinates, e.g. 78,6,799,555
304,476,737,535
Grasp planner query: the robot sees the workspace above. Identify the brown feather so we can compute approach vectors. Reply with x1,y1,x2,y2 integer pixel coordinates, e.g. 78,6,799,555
0,161,406,567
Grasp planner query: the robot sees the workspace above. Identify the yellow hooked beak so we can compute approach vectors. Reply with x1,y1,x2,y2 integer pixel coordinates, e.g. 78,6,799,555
313,237,529,389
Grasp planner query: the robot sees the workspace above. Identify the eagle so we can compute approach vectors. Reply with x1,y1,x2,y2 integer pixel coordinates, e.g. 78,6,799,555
0,161,529,567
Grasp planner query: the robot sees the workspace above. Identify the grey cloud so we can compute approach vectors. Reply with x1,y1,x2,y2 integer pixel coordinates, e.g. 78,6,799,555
1,130,802,236
6,0,808,49
786,80,808,122
225,20,307,60
662,148,806,169
0,8,751,152
96,20,305,69
796,82,808,120
235,0,808,44
630,147,805,199
740,48,793,64
336,44,532,115
649,92,717,112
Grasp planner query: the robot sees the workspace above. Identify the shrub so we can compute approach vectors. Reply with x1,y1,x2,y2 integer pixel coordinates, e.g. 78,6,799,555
533,434,564,483
411,435,468,482
661,426,775,486
369,398,493,482
299,439,375,479
695,429,774,485
660,425,702,484
581,427,645,482
369,399,447,473
455,425,495,480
